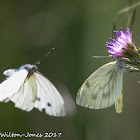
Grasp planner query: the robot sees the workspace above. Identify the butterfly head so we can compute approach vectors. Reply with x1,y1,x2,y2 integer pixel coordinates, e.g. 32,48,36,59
19,64,38,79
20,64,38,72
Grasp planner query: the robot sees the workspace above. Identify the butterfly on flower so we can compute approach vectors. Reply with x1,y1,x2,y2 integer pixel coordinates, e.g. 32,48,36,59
76,28,140,113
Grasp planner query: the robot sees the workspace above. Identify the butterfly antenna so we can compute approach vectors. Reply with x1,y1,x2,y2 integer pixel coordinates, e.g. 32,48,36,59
35,47,55,65
92,56,110,58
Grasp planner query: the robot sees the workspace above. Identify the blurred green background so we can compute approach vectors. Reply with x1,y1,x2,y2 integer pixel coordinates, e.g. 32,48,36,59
0,0,140,140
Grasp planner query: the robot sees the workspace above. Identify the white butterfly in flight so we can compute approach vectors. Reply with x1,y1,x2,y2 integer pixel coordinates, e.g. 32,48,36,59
0,64,66,117
76,60,125,113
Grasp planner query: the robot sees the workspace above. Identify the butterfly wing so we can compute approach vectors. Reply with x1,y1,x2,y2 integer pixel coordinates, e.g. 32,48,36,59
10,74,37,112
3,69,17,77
34,71,66,117
76,61,125,110
115,90,123,113
0,69,28,102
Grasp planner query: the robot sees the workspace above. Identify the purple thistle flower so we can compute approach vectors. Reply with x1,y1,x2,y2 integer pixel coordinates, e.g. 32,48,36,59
106,28,138,58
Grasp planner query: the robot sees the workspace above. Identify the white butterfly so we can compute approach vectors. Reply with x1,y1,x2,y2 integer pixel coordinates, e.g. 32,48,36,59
76,60,125,113
0,64,66,116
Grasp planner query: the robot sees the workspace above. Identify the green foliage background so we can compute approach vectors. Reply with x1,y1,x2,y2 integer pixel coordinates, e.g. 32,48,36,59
0,0,140,140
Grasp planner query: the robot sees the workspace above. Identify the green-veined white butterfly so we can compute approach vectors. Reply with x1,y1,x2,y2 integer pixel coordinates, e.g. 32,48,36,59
0,64,66,116
76,60,125,113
